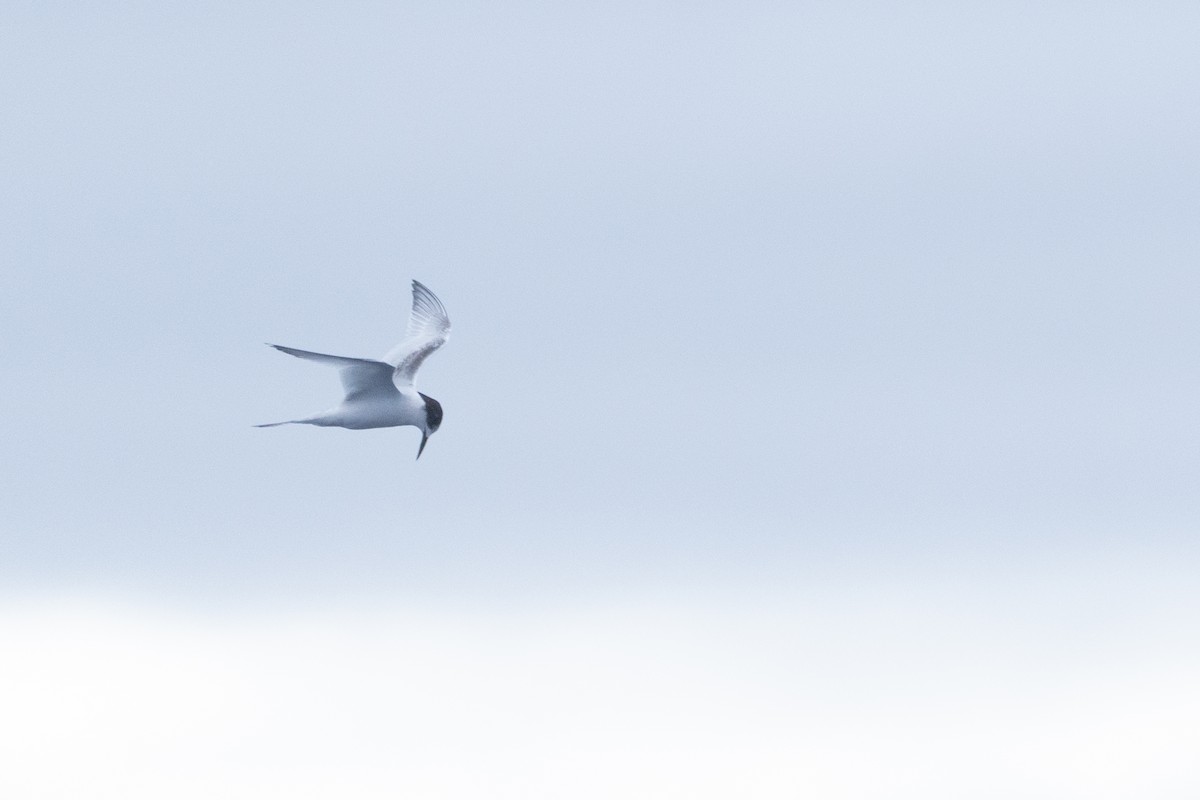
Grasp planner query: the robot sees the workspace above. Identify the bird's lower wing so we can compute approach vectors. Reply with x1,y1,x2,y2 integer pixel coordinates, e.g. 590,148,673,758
267,344,398,400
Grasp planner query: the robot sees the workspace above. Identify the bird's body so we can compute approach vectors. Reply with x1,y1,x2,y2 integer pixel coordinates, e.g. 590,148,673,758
257,281,451,458
262,385,425,430
307,392,424,430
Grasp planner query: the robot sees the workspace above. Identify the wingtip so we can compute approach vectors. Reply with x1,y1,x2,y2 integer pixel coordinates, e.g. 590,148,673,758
409,280,448,320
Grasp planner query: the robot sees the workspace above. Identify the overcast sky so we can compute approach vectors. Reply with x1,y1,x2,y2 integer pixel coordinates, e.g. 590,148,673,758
2,2,1199,797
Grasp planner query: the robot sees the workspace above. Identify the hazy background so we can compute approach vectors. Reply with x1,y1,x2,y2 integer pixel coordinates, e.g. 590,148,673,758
2,2,1198,797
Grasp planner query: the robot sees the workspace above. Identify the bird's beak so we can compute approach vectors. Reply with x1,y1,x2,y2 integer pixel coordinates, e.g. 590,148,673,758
416,431,430,460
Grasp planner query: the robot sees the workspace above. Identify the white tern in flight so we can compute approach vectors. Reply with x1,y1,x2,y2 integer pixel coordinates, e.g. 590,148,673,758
256,280,451,459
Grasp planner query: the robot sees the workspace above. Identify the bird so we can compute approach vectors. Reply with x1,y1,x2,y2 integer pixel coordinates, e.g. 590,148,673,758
256,280,451,459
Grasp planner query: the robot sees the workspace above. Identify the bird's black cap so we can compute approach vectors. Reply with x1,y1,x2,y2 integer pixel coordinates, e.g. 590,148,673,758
419,393,443,432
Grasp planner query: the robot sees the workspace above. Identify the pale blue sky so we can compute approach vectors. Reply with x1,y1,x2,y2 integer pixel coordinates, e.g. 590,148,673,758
2,5,1199,794
4,2,1197,602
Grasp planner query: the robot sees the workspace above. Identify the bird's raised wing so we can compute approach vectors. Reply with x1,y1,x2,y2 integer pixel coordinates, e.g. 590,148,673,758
267,344,398,401
382,280,452,386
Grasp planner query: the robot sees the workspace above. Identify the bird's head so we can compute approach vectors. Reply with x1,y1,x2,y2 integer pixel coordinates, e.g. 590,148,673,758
416,393,443,460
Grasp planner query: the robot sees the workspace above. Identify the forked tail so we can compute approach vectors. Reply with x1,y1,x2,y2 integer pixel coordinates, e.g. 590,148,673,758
254,416,324,428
